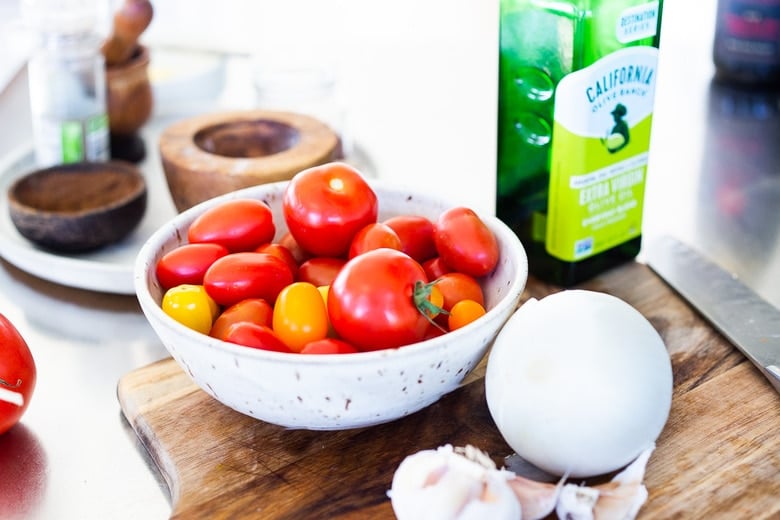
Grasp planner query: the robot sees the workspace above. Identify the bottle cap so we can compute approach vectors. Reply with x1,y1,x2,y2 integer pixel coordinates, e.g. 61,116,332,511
20,0,99,34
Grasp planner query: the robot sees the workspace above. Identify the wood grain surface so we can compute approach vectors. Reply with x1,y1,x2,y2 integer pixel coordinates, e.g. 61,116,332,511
117,262,780,519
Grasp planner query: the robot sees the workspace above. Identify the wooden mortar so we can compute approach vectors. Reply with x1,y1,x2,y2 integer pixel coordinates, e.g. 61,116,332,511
159,110,341,212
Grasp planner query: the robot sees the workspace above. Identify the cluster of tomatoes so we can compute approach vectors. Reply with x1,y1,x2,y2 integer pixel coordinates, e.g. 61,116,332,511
156,162,500,354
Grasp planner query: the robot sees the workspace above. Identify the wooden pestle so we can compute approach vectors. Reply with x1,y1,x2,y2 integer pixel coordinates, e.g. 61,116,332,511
101,0,154,67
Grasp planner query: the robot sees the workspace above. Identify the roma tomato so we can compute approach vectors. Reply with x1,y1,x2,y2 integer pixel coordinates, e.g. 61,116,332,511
187,199,275,252
278,232,311,264
222,322,291,353
433,207,499,277
162,284,219,334
297,257,346,287
204,252,294,307
209,298,273,341
328,249,430,351
348,222,402,259
156,243,229,290
435,272,484,311
300,338,359,354
272,282,329,352
422,256,452,280
383,215,437,263
283,162,378,257
0,314,36,435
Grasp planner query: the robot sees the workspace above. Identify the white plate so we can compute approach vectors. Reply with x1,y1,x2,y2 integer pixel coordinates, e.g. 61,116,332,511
0,134,376,294
0,145,178,294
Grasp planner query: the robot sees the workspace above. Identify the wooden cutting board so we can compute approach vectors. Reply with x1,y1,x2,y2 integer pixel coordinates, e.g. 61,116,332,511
117,262,780,519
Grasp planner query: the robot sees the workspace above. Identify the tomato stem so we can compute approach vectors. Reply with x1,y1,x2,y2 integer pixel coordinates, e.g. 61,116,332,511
413,281,448,332
0,377,22,388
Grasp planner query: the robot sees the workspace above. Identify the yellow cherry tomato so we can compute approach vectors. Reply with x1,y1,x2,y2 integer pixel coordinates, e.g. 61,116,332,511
273,282,329,352
162,284,219,334
448,299,486,331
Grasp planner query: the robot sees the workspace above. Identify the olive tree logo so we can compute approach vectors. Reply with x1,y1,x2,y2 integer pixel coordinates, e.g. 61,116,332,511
603,103,630,153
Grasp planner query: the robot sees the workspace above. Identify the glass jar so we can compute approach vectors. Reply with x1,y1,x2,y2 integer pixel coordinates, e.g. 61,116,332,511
23,0,110,167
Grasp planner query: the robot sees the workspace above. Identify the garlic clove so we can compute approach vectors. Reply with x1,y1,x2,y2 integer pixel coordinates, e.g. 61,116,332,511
591,444,654,520
556,484,600,520
554,444,655,520
388,445,521,520
506,473,564,520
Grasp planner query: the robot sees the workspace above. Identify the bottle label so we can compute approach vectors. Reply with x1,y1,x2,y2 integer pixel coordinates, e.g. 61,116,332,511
33,114,109,167
545,46,659,261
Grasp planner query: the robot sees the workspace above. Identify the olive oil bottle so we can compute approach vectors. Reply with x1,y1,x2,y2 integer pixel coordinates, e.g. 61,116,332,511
496,0,664,286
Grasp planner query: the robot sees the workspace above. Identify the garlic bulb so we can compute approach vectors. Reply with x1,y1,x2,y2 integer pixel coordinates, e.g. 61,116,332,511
388,444,655,520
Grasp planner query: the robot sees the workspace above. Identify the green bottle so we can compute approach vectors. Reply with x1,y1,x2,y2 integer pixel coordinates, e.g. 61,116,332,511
496,0,664,286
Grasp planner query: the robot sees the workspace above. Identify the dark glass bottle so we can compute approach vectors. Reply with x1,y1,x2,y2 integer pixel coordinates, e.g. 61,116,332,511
713,0,780,86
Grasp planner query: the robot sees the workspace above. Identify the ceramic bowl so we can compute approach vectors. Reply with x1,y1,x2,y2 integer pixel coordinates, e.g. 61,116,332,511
134,180,528,430
7,161,147,253
158,109,341,212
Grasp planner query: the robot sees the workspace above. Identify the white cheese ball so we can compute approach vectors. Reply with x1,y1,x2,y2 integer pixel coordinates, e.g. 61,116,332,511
485,290,673,478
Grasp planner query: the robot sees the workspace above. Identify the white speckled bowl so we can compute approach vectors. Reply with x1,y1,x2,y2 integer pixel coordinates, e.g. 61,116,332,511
134,180,528,430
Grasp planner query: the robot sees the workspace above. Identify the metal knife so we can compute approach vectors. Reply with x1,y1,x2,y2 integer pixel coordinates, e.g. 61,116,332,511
644,235,780,394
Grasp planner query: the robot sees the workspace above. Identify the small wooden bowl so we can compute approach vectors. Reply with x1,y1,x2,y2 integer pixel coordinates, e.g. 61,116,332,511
7,161,147,253
159,110,340,212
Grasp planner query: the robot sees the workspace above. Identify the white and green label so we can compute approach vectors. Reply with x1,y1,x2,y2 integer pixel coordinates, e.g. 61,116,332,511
33,114,109,167
545,46,658,261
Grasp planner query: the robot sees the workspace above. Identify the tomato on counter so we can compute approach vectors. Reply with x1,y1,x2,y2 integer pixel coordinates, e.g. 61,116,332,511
0,314,36,435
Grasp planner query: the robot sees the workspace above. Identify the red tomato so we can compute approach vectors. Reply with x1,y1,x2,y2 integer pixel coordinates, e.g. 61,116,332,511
255,243,299,279
435,272,485,311
188,199,275,252
204,252,294,307
222,322,292,353
422,256,453,280
348,222,402,259
328,249,430,351
0,314,36,435
156,243,229,289
210,298,273,341
283,162,378,257
384,215,437,263
300,338,359,354
278,232,311,264
297,257,346,287
433,207,499,277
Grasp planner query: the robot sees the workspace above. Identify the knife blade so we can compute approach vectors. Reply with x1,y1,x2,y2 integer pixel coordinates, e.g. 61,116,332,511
644,235,780,394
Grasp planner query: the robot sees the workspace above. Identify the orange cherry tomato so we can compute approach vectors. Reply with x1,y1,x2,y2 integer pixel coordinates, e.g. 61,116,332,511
448,299,486,331
272,282,330,352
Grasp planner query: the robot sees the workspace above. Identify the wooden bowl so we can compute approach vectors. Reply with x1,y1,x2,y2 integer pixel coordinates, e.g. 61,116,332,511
7,161,147,253
159,110,340,212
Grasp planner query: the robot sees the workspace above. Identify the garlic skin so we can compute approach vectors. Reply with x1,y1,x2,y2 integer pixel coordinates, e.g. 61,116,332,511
555,444,654,520
389,444,655,520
